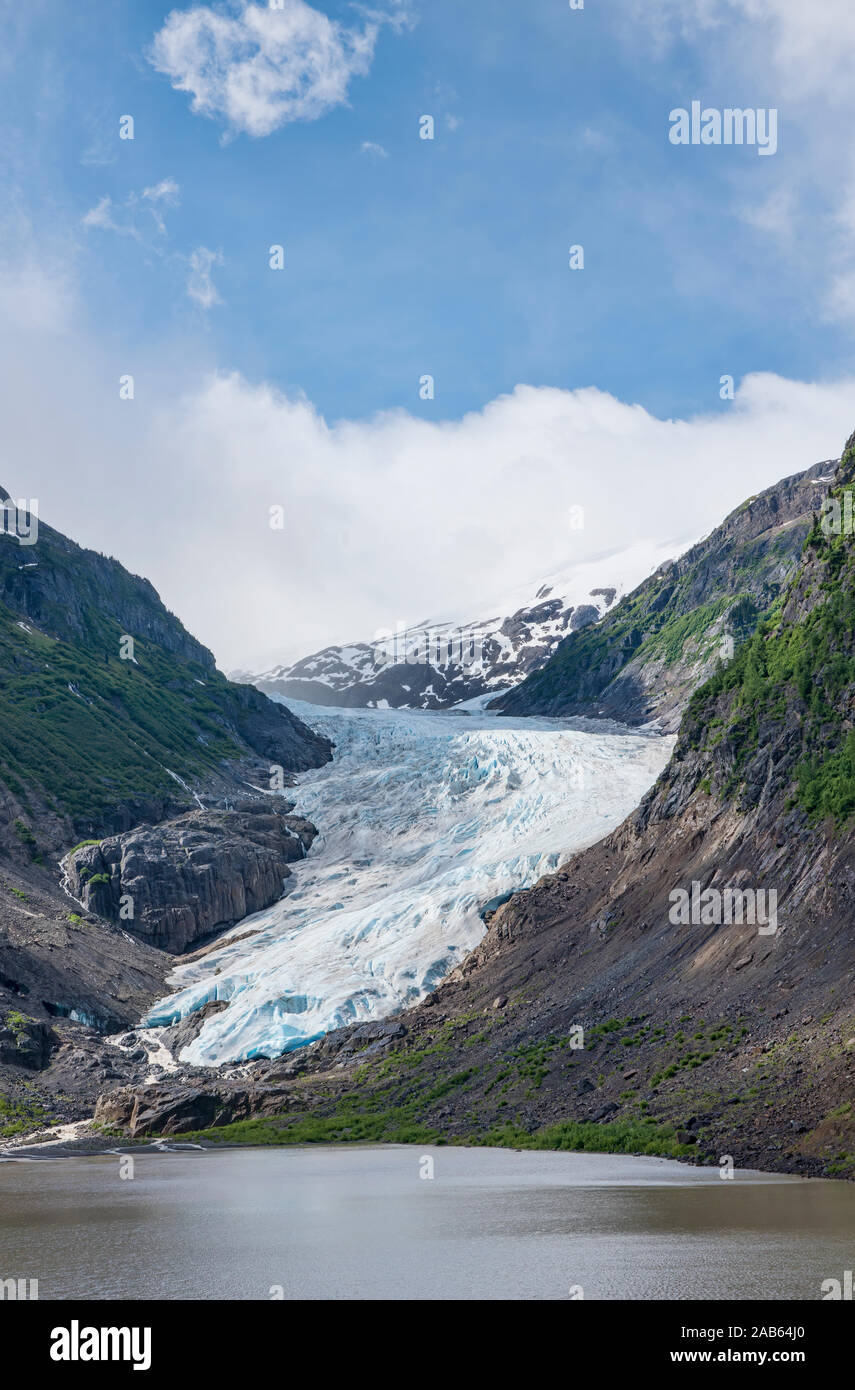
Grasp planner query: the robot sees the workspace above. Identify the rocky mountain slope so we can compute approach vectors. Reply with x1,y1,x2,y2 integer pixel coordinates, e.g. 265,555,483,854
0,501,330,862
88,436,855,1179
0,501,331,1138
245,544,679,711
496,460,833,730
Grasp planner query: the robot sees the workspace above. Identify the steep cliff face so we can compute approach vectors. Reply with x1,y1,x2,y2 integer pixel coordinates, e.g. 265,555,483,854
0,507,331,859
496,460,833,729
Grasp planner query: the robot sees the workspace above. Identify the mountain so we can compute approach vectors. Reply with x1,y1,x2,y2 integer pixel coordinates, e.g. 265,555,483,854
97,434,855,1179
0,501,331,1130
0,502,331,861
267,432,851,1176
496,460,833,730
245,541,682,711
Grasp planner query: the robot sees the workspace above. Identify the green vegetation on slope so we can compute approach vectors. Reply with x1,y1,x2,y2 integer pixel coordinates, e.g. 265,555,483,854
684,444,855,822
179,1103,693,1160
0,603,261,825
0,519,327,836
501,533,796,714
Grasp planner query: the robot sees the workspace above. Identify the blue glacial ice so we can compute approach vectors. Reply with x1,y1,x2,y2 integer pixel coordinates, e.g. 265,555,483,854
144,702,673,1066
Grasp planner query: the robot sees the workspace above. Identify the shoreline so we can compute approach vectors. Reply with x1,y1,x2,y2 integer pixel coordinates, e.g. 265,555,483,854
1,1120,845,1183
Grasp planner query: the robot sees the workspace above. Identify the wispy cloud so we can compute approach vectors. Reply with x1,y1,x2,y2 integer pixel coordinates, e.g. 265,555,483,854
186,246,223,309
141,178,181,234
622,0,855,94
148,0,407,139
360,140,388,158
617,0,855,326
738,186,796,243
81,180,181,244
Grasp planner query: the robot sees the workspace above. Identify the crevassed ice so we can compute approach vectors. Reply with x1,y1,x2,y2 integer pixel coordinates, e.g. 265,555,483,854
145,702,673,1066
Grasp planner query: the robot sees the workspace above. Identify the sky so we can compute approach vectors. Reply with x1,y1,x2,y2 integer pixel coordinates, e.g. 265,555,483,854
2,0,855,670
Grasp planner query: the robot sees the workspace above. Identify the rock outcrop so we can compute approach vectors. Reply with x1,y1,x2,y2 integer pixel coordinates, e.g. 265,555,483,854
0,1012,57,1070
94,1079,298,1137
66,801,318,954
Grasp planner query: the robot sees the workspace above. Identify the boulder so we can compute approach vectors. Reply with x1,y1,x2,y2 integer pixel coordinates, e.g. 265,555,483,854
95,1080,296,1137
0,1012,58,1070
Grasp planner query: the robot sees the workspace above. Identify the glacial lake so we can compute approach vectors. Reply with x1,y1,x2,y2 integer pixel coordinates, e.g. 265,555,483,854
1,1145,853,1300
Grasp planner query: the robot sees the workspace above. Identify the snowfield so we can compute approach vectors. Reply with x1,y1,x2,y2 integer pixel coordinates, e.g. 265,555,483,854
145,702,673,1065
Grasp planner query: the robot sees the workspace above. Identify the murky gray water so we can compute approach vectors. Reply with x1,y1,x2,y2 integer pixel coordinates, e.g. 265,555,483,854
1,1146,853,1300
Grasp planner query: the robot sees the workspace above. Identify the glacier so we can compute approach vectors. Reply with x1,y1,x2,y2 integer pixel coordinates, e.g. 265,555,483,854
145,702,673,1066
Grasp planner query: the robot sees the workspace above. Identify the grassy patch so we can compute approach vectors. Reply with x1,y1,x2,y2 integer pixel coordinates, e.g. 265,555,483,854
0,1089,50,1138
180,1107,694,1161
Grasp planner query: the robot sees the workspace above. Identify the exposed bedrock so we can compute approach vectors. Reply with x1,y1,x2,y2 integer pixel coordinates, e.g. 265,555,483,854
65,801,318,954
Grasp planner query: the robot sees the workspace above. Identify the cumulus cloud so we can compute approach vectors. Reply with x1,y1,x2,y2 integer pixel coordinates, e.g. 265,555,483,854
3,279,854,672
3,235,854,672
39,366,854,672
148,0,385,138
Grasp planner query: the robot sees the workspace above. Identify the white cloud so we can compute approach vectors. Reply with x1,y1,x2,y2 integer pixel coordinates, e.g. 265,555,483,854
109,369,855,669
149,0,384,138
623,0,855,95
823,271,855,326
142,178,181,204
4,289,854,672
723,0,855,98
81,195,119,232
186,246,223,308
360,140,388,158
738,186,796,242
3,235,854,673
618,0,855,326
0,262,74,333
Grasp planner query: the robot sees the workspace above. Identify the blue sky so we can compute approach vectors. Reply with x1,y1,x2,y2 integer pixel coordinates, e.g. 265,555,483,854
3,1,855,667
8,0,854,420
